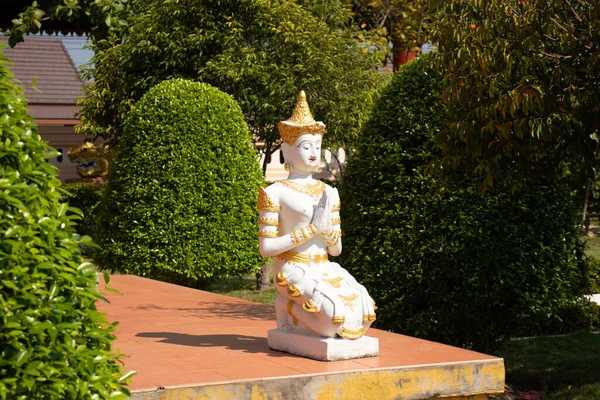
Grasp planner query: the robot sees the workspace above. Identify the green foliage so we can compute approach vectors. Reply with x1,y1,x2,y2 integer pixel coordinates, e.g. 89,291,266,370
340,56,590,352
7,0,131,45
75,0,387,170
430,0,600,189
62,181,104,239
95,79,263,286
349,0,434,68
0,47,128,399
588,256,600,293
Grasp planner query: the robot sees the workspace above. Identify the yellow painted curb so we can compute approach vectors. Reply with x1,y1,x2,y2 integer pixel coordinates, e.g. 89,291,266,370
131,359,504,400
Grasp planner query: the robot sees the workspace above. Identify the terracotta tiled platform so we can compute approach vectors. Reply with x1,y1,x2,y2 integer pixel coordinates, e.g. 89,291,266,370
98,275,504,399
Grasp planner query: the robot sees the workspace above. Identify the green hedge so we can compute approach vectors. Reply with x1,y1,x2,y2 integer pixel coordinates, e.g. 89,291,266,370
95,79,263,286
340,56,591,352
62,181,104,239
0,48,128,398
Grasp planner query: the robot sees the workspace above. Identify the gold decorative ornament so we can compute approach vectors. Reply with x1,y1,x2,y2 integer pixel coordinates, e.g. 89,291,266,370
68,141,112,178
258,217,279,226
276,272,289,287
302,300,318,313
287,284,302,297
312,253,329,263
327,236,340,248
339,293,359,309
258,229,278,238
258,187,280,212
332,202,341,212
363,314,377,322
278,90,326,145
324,229,336,241
339,293,359,301
339,326,365,340
290,224,318,246
284,161,291,171
278,179,326,199
277,251,310,264
276,250,328,264
331,217,341,225
323,276,343,288
308,224,318,236
287,300,298,325
291,229,302,246
332,316,345,325
326,231,340,247
300,227,310,242
372,298,378,311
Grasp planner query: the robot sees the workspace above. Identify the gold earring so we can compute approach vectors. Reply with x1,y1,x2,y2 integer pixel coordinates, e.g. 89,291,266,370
284,162,291,171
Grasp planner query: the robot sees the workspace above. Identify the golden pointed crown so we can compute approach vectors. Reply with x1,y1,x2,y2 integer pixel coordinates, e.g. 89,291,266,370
278,90,326,145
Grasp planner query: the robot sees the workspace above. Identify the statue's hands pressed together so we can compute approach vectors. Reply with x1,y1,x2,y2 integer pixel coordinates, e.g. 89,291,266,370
312,189,333,236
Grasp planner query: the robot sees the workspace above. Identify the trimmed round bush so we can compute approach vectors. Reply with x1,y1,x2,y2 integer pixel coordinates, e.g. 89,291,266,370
95,79,263,285
340,56,590,352
0,50,128,398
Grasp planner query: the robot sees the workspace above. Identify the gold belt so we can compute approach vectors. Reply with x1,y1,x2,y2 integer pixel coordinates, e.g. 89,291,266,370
276,250,328,264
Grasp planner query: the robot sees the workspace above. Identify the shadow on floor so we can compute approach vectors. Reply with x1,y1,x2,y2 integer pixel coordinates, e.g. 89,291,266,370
136,332,287,356
130,301,275,321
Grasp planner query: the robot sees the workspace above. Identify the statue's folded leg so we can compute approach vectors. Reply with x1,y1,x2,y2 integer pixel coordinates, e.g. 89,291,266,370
275,272,348,337
331,262,376,320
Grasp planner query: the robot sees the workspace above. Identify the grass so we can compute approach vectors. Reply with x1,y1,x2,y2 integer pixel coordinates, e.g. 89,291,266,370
584,234,600,261
204,260,278,306
495,332,600,400
205,273,278,305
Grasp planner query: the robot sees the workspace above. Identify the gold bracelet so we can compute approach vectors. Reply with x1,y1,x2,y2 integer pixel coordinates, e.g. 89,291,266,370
291,225,317,246
326,231,340,247
300,227,310,242
291,229,302,246
324,229,336,241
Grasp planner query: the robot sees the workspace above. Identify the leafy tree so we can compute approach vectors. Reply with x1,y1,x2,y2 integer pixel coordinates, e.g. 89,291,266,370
349,0,433,69
0,47,130,399
95,79,264,286
76,0,387,172
430,0,600,190
7,0,388,172
6,0,131,46
340,56,591,352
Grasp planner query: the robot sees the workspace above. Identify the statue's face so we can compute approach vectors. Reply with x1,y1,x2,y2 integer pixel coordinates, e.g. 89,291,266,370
286,133,322,173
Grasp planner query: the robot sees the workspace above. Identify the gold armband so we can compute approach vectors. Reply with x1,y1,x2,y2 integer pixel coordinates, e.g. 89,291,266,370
259,217,279,226
332,202,341,212
291,224,318,246
258,229,278,238
331,217,341,225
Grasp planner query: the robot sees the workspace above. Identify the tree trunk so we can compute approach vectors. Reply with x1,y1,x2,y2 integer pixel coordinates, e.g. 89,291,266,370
262,140,272,175
581,171,595,232
256,262,271,290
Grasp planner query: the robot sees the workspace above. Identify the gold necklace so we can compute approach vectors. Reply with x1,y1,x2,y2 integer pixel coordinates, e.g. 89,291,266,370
278,179,326,198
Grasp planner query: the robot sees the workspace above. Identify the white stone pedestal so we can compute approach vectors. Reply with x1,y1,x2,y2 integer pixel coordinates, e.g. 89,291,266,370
267,329,379,361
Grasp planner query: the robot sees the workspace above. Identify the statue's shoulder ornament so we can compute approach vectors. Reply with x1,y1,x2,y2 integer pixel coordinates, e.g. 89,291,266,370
258,186,280,213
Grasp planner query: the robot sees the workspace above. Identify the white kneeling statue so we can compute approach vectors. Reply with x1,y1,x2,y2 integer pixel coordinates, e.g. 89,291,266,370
259,91,378,360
